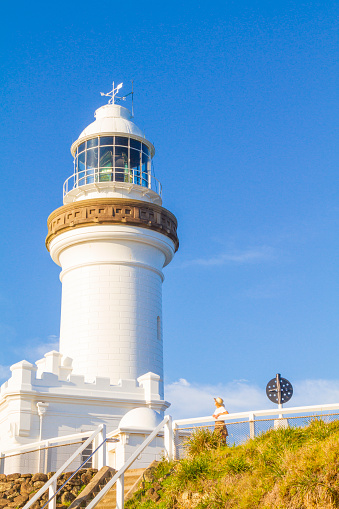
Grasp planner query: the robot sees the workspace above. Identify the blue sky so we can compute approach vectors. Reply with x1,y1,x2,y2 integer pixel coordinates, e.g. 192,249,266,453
1,0,338,416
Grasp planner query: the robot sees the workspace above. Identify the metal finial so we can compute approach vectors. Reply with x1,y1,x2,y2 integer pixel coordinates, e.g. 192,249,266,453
100,81,123,104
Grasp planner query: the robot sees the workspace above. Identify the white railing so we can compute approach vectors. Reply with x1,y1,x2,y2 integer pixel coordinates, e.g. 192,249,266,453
63,169,162,197
22,425,107,509
173,402,339,427
172,403,339,457
87,416,173,509
0,428,106,475
5,403,339,509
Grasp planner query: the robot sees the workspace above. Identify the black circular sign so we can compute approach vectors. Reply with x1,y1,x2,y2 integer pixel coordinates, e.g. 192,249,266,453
266,376,293,404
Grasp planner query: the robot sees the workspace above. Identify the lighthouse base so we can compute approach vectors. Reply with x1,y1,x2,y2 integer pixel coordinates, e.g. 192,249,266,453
0,350,168,473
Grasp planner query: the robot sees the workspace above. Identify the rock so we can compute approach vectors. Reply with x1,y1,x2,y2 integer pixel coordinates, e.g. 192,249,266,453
0,499,7,508
87,469,98,475
192,492,202,505
33,481,45,489
149,488,161,502
0,476,6,483
13,494,29,507
20,474,32,479
16,478,27,484
6,491,20,501
32,474,48,483
6,474,20,481
143,467,156,482
60,492,75,504
20,482,33,495
47,472,56,480
181,491,191,501
0,483,13,493
80,473,92,484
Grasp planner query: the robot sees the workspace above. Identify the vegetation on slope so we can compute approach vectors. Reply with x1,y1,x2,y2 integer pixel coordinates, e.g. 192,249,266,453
126,419,339,508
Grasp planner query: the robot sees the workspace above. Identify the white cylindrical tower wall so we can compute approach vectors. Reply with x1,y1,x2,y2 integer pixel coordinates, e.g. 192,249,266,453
49,225,175,390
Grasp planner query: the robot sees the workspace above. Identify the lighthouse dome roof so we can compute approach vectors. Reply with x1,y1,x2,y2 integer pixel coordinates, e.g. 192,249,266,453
70,103,152,157
119,407,162,431
80,104,144,138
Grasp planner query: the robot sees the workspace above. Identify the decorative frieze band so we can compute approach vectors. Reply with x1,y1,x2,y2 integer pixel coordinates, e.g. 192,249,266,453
46,198,179,251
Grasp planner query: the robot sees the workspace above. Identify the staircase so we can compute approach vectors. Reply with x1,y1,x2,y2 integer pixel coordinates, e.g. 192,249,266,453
95,468,145,509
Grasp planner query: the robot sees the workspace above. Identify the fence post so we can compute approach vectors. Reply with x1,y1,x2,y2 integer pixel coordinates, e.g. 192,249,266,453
0,454,4,475
48,478,57,509
97,424,106,469
172,422,178,460
164,416,173,461
116,474,124,509
44,441,49,474
249,413,255,439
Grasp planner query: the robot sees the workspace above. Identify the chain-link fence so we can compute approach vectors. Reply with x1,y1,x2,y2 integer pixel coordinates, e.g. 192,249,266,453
174,412,339,460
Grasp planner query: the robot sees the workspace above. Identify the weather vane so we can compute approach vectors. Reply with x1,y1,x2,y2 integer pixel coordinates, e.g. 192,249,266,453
100,80,135,116
100,81,124,104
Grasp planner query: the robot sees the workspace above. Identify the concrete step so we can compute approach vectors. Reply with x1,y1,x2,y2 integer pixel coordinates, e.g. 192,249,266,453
95,468,146,509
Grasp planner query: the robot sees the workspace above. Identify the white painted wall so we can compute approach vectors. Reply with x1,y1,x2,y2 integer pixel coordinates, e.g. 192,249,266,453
50,226,175,390
0,354,169,474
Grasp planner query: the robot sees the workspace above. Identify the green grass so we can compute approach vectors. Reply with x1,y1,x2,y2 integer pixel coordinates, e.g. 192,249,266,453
126,419,339,508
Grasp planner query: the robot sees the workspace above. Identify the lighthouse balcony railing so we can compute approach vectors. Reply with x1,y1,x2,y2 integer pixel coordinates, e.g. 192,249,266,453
172,402,339,460
63,168,162,197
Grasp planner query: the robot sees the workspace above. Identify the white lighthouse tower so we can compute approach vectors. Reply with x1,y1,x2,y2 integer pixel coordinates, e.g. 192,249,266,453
0,85,178,462
46,84,178,395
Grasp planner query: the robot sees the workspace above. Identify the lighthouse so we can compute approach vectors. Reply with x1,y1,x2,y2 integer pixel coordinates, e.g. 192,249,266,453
46,84,178,394
0,85,178,461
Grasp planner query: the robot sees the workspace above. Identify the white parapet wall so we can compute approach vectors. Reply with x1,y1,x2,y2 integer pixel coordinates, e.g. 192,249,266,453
0,350,169,458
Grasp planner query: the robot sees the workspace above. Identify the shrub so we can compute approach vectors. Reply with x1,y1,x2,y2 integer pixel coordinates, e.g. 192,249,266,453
184,427,225,456
176,455,210,482
225,456,252,474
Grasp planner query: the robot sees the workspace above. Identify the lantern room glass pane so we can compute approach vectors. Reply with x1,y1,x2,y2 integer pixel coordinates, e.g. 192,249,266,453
99,146,113,168
99,168,112,182
77,152,86,185
78,142,86,153
130,139,141,151
115,169,125,182
86,148,98,170
100,136,114,146
87,137,98,148
115,147,128,168
115,136,128,146
130,148,140,168
142,144,150,156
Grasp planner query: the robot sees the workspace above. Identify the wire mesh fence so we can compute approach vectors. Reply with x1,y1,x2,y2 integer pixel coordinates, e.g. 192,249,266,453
0,439,93,475
174,412,339,460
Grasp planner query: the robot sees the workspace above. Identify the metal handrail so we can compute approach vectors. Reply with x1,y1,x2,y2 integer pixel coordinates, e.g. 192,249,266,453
2,429,94,457
22,425,105,509
175,412,339,431
86,416,171,509
173,402,339,427
63,169,162,197
0,440,84,460
39,437,112,509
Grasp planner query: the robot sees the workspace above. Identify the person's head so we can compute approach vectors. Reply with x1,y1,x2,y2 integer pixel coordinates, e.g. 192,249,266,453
214,397,224,408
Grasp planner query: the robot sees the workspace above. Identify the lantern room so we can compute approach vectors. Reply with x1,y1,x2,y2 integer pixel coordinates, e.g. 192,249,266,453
63,102,161,205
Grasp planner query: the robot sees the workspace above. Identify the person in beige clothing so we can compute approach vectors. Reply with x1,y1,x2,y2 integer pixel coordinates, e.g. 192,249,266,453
212,397,229,444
